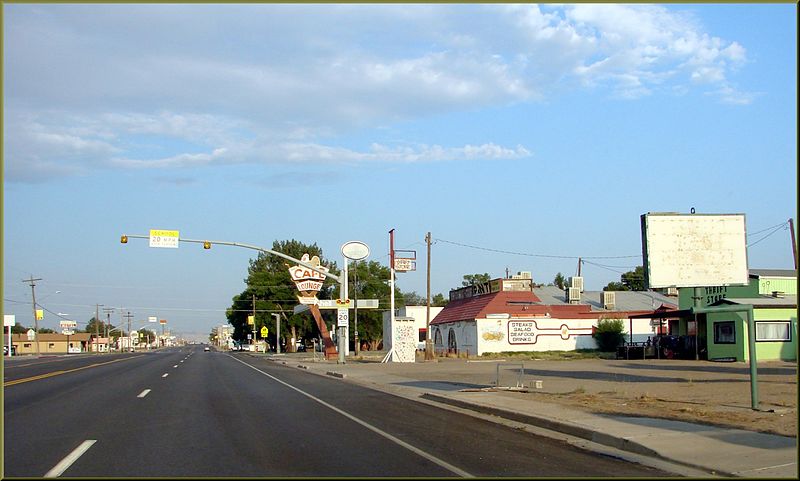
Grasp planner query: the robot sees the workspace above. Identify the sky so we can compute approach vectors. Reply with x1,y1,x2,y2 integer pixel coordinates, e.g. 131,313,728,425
3,3,797,342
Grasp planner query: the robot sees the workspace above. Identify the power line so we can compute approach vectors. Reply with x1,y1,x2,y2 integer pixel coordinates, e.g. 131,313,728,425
747,221,789,237
434,238,641,260
747,223,788,248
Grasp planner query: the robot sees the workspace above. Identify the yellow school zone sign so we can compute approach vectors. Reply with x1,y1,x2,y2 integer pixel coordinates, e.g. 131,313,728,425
149,229,180,248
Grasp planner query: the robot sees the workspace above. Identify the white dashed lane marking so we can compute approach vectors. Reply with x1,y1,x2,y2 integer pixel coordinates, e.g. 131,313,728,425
44,440,96,478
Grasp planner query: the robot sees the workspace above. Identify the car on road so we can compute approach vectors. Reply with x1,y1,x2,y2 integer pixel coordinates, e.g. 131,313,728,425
204,346,210,351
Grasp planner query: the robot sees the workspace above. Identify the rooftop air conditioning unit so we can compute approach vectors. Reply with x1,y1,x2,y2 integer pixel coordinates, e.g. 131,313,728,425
602,291,616,310
570,276,584,292
666,287,678,296
513,271,532,279
567,287,581,304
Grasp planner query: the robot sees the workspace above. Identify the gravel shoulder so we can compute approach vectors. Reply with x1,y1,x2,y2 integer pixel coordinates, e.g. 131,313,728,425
381,355,798,437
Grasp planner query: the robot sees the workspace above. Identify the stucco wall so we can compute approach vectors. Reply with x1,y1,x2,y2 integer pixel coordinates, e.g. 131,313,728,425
434,315,659,356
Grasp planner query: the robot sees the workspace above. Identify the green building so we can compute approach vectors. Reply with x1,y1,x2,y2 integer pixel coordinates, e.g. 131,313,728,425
677,269,797,362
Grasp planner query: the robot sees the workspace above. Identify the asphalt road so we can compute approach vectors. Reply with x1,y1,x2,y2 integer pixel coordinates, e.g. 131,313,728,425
3,346,671,477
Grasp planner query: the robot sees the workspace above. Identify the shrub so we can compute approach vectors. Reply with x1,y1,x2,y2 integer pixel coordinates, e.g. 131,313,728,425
593,318,626,351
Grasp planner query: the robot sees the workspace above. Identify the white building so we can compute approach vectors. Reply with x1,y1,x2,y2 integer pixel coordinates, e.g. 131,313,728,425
431,275,676,357
382,305,445,351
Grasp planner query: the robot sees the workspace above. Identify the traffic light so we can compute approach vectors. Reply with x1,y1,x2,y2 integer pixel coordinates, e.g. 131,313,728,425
203,241,212,249
120,235,128,244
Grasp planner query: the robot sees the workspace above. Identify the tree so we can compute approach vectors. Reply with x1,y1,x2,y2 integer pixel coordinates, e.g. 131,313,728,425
83,317,109,335
348,260,392,350
138,329,156,344
604,266,646,291
593,317,627,351
431,293,449,307
11,323,28,334
399,290,425,306
621,266,646,291
603,281,628,291
462,273,491,286
226,239,339,349
553,272,568,290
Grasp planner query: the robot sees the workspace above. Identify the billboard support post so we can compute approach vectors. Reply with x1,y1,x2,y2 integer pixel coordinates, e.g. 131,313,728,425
641,212,759,410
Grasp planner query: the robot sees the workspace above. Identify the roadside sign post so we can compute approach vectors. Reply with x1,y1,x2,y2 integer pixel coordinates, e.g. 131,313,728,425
641,212,758,409
340,241,370,363
260,326,268,350
5,315,15,356
60,320,77,353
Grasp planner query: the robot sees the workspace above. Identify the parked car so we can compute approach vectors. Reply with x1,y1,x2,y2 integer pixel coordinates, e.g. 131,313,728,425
296,344,307,352
204,346,210,352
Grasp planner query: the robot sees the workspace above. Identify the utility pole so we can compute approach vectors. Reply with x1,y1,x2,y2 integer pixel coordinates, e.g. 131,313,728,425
95,304,103,354
425,232,434,361
389,229,396,362
124,311,134,352
103,307,115,353
577,257,582,277
22,276,43,357
789,218,797,270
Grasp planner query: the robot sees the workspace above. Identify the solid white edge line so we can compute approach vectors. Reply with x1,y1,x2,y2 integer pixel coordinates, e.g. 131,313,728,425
44,439,96,478
137,389,151,398
229,355,474,478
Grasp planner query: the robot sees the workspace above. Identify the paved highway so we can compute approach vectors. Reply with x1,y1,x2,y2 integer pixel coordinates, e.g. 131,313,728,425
3,345,670,477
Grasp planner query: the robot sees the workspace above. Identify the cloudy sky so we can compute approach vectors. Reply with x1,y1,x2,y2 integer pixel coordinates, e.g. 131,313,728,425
3,4,796,341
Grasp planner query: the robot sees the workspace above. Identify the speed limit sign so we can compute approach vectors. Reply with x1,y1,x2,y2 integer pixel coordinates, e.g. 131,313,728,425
337,308,349,327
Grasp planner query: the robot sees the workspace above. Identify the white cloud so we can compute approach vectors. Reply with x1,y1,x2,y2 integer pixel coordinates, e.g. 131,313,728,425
3,4,754,182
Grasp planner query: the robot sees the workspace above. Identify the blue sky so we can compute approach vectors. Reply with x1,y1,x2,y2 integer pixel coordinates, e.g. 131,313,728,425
3,4,797,342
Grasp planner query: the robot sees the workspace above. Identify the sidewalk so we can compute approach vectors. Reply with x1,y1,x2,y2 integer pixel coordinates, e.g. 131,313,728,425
253,351,797,478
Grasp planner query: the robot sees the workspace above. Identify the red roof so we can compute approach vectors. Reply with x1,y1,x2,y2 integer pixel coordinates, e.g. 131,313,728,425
432,291,546,325
432,290,665,324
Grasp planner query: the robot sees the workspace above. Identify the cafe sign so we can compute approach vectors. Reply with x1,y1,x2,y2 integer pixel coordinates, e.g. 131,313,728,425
288,254,329,305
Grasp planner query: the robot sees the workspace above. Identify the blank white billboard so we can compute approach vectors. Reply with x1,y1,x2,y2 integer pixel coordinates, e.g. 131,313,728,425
641,213,749,288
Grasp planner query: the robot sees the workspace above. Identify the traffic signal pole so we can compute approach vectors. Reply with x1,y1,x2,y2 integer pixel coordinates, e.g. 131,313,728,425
121,233,345,358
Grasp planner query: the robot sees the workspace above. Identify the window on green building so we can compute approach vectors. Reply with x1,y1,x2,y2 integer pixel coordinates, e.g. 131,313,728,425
713,321,736,344
755,321,791,342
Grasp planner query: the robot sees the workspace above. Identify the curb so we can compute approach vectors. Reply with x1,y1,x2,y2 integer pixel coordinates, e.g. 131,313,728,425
419,392,731,477
420,393,659,458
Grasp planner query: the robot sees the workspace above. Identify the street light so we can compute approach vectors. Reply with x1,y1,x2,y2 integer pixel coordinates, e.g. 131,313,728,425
271,313,281,354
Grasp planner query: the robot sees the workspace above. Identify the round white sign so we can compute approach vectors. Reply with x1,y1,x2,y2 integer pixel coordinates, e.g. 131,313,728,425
341,241,370,260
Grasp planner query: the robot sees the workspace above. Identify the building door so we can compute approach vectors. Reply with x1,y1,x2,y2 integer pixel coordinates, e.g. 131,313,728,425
447,328,457,354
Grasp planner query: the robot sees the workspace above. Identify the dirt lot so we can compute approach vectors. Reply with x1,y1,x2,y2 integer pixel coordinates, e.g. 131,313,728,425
408,356,798,437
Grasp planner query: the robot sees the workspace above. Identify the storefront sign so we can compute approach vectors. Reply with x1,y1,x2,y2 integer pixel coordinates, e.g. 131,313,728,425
508,321,536,344
288,254,329,304
449,279,502,301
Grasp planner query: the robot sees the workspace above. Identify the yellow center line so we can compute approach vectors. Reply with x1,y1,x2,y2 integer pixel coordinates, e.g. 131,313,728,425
4,356,143,387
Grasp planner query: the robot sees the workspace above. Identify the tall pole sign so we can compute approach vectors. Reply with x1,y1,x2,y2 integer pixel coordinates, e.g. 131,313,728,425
288,254,337,360
341,241,370,362
288,254,329,305
641,211,759,409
